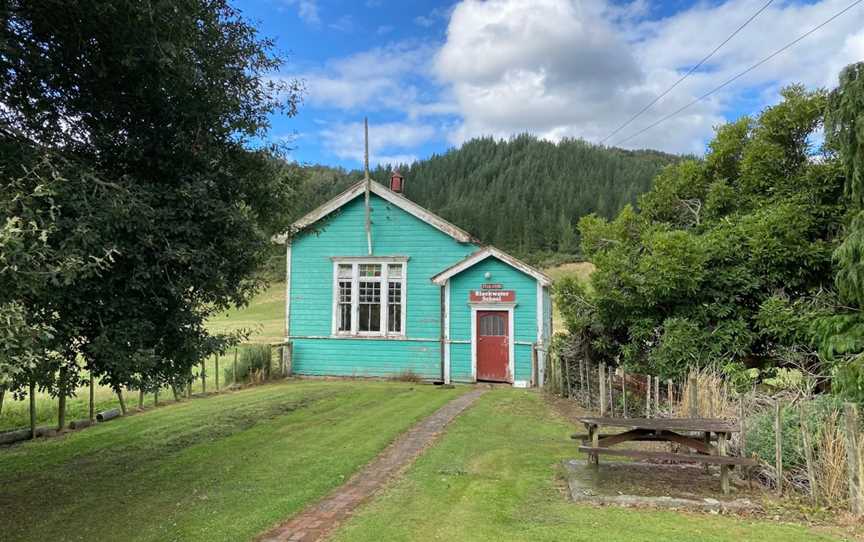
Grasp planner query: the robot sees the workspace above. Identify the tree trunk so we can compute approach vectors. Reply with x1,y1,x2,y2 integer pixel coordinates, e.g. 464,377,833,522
29,379,37,439
57,367,68,430
201,360,206,393
89,376,95,421
171,385,180,402
0,387,5,418
116,387,127,415
138,388,145,410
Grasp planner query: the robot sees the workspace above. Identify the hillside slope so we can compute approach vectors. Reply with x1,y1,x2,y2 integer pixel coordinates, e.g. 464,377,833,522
290,135,679,259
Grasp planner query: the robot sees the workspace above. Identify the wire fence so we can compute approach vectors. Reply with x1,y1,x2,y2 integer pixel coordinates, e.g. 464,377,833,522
547,348,864,515
0,342,292,442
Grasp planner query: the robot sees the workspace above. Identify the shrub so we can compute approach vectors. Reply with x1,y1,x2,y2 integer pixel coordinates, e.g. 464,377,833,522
744,395,843,471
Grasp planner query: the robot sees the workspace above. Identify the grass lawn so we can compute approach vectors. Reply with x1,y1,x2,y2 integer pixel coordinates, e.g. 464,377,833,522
0,380,465,542
332,390,843,542
206,281,285,344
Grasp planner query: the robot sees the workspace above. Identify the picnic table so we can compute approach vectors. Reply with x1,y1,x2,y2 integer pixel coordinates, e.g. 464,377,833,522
575,416,758,494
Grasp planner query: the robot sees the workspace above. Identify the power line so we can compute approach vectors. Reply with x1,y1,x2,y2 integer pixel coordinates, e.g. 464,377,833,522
611,0,863,148
599,0,774,144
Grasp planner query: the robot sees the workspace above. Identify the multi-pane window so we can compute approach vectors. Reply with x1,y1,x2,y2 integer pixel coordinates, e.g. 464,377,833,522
333,260,406,336
387,263,402,333
337,265,352,332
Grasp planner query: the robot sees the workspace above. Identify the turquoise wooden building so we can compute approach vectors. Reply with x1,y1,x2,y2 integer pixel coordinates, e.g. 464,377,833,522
277,173,552,388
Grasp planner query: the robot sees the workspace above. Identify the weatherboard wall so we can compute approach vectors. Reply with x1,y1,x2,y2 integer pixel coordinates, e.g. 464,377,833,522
447,256,539,384
288,192,478,378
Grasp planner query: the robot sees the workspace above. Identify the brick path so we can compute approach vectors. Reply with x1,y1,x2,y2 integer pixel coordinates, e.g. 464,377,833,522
258,388,487,542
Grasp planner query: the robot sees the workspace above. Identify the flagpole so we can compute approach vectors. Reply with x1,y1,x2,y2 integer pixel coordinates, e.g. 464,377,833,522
364,118,372,255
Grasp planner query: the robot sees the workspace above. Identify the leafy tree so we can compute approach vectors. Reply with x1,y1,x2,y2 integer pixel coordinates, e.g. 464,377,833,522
567,85,846,380
817,62,864,402
1,1,302,411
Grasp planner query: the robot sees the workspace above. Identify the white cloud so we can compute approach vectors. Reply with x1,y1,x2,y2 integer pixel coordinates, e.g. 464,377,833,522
434,0,864,153
318,121,436,166
293,42,446,117
283,0,320,25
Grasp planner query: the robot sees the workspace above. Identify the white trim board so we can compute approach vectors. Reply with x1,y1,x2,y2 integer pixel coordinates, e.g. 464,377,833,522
431,246,552,287
274,180,476,245
470,304,516,386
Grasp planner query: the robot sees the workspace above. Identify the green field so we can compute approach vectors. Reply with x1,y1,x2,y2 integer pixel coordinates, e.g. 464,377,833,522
0,283,286,433
333,390,842,542
0,380,465,542
206,281,286,344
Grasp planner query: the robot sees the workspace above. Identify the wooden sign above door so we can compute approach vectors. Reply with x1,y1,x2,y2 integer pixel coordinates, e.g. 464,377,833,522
470,289,515,303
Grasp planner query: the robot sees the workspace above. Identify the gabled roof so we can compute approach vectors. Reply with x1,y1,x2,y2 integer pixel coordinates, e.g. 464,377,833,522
431,246,552,286
274,179,477,244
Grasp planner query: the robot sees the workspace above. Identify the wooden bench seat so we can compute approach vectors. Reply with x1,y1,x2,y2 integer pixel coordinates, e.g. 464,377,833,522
577,446,758,466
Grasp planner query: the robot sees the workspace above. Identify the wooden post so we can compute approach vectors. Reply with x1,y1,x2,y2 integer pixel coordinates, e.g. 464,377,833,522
800,403,817,503
215,354,220,392
718,431,729,495
666,379,673,416
29,379,36,439
233,348,239,386
738,396,747,458
645,375,652,418
586,363,592,409
608,370,614,417
653,377,660,417
89,376,95,421
775,400,783,496
688,373,698,418
621,368,627,418
599,363,607,416
844,403,862,516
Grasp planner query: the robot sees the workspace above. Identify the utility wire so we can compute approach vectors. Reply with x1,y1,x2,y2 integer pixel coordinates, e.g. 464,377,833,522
599,0,774,144
611,0,863,148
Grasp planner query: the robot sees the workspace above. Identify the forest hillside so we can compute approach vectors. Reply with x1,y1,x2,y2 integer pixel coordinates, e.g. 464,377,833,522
288,135,680,261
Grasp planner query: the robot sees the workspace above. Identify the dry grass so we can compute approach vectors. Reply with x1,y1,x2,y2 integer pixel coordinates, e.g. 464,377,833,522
394,370,424,383
678,368,735,419
814,410,849,507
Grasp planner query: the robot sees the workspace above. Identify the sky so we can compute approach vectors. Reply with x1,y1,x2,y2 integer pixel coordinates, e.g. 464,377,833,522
236,0,864,168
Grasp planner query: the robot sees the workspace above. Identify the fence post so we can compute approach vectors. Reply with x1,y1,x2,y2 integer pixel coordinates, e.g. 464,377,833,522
845,402,862,516
608,369,614,417
599,363,607,416
233,347,239,386
645,375,652,418
688,373,698,418
215,354,220,392
666,379,673,415
800,403,817,503
653,377,660,417
621,368,627,418
775,400,783,496
586,363,592,409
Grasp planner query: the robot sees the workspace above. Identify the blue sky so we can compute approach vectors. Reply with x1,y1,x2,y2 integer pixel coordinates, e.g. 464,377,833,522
236,0,864,168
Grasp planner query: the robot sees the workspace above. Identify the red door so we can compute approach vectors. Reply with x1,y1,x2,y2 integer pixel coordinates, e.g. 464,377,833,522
476,311,509,382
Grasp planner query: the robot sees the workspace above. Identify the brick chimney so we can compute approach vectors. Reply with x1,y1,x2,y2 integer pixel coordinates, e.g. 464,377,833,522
390,170,404,193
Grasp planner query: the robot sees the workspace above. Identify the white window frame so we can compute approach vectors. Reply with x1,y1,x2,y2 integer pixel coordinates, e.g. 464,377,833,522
331,257,408,337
